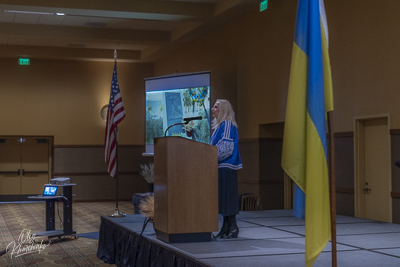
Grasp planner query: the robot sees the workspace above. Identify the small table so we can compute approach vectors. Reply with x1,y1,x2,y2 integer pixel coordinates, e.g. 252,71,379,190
28,183,76,240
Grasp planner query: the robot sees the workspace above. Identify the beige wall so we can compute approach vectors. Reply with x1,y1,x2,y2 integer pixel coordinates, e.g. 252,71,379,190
154,0,400,137
0,58,153,145
154,1,297,139
3,0,400,143
327,0,400,131
150,0,400,211
3,0,400,206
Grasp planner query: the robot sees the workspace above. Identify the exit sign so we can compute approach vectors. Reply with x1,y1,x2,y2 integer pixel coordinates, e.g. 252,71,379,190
19,58,30,65
260,0,268,12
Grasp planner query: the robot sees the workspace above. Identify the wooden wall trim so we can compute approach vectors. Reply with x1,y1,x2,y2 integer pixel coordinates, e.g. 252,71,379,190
238,179,284,185
54,145,144,148
390,129,400,135
334,132,353,138
238,179,259,184
73,199,131,203
53,171,139,176
336,187,354,194
259,138,283,143
239,138,283,143
335,189,400,199
239,138,259,143
54,135,359,147
237,184,355,193
391,192,400,198
239,132,355,143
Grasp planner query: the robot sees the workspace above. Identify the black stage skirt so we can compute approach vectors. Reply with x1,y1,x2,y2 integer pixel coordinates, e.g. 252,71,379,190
218,168,239,216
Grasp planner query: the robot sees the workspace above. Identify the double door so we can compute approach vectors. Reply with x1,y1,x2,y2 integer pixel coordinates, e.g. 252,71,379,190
0,136,51,198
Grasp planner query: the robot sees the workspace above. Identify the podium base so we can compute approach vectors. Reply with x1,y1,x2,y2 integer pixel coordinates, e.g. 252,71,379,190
108,208,126,217
155,230,213,243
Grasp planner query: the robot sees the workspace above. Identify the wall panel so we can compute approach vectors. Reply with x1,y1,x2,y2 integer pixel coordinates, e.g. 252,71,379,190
53,145,151,201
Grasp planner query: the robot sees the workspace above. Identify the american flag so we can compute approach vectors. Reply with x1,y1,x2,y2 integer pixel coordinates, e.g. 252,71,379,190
105,63,126,177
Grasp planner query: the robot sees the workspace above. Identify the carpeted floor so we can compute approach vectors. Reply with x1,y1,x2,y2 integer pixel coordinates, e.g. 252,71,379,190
0,201,134,267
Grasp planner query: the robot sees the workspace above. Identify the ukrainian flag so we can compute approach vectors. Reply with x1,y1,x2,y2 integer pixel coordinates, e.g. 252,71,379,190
281,0,333,266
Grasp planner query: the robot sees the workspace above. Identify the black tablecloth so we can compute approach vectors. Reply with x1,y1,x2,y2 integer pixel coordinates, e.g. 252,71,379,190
96,215,210,267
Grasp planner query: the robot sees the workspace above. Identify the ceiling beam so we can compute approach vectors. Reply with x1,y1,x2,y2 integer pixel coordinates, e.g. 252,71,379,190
0,0,214,21
0,0,258,62
0,44,141,62
0,22,171,45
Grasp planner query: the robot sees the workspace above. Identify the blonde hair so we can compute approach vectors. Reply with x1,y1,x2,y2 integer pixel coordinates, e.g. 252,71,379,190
212,99,238,129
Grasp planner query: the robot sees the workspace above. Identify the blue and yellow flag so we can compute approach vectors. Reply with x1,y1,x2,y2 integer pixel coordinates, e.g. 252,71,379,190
281,0,333,266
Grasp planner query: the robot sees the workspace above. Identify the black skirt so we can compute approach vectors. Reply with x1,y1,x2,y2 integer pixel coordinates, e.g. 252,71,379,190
218,168,239,216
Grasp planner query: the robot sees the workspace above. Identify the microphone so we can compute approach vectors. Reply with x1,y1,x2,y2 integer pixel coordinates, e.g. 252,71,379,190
164,116,202,136
183,116,202,123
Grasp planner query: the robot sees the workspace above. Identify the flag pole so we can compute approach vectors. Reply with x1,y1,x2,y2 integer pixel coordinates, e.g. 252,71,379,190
116,139,119,210
327,111,337,267
109,49,126,218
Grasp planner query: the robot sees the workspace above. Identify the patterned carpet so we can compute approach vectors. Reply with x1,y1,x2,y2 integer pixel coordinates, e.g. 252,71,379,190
0,201,134,267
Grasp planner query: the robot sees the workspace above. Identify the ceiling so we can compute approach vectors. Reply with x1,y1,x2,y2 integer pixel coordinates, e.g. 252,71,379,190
0,0,259,62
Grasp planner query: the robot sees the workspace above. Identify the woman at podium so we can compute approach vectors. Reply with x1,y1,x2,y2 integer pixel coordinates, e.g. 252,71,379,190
210,99,242,239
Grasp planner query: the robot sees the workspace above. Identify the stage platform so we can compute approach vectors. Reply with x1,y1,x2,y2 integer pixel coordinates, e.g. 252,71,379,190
97,210,400,266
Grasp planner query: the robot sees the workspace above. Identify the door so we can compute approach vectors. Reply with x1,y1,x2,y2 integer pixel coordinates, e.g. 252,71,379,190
0,136,51,199
0,138,21,194
354,116,392,222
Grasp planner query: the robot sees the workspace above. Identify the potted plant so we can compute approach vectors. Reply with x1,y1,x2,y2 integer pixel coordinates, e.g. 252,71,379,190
139,163,154,192
138,195,155,233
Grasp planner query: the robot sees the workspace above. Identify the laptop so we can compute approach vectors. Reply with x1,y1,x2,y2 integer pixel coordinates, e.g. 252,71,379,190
43,185,58,196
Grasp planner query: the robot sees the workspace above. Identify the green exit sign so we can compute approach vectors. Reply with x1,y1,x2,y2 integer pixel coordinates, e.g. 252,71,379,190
19,58,30,65
260,0,268,12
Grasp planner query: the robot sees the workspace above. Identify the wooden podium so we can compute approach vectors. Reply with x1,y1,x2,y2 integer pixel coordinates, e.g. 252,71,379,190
154,137,218,243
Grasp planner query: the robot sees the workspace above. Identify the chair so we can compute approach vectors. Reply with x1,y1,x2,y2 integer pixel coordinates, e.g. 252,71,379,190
240,194,261,211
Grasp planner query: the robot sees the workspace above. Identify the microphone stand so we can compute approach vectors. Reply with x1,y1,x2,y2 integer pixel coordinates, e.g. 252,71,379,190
164,122,187,137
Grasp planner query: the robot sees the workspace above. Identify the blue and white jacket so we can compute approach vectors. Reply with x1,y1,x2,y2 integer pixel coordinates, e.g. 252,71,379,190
210,120,242,170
